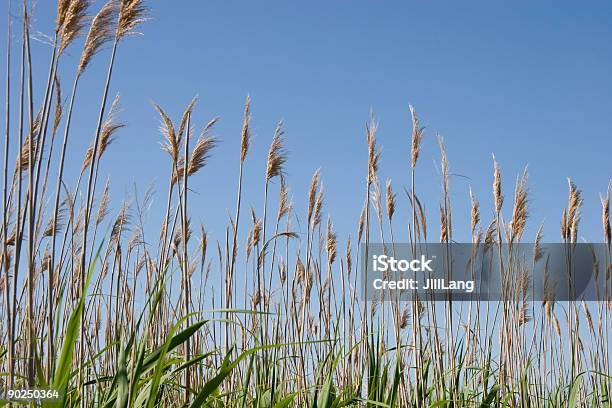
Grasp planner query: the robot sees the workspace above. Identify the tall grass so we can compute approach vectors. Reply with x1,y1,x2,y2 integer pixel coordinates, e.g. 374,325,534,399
1,1,611,407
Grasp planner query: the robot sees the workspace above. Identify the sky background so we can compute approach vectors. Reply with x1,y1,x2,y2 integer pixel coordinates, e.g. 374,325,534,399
2,0,612,249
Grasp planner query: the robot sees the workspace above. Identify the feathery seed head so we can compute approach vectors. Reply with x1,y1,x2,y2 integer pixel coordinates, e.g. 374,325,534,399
346,237,352,276
278,176,292,220
385,179,395,221
59,0,91,54
357,203,365,244
96,179,111,226
56,0,72,30
438,136,449,193
188,132,218,176
173,118,218,184
601,185,611,246
99,94,124,155
199,225,208,261
484,221,496,250
43,203,67,238
53,76,63,134
82,94,124,172
154,103,178,162
116,0,148,40
566,178,583,243
251,208,261,246
439,205,449,243
469,187,480,237
534,223,544,263
312,186,325,230
78,0,118,75
326,218,337,265
110,201,131,243
371,179,384,224
400,307,409,329
366,114,379,185
177,97,198,146
279,261,287,285
509,170,529,244
410,105,424,168
561,209,568,241
307,168,321,223
266,122,287,181
240,95,251,162
518,301,531,326
296,256,305,284
16,111,42,173
582,301,594,333
492,155,503,214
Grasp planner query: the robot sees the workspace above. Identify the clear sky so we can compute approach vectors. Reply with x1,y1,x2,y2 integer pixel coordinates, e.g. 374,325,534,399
2,0,612,247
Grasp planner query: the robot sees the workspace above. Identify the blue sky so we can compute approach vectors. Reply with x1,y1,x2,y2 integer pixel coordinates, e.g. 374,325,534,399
3,0,612,246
